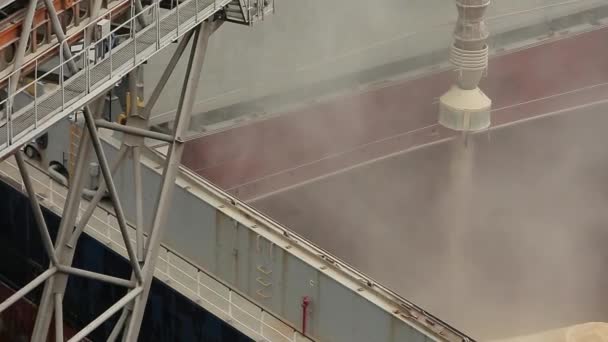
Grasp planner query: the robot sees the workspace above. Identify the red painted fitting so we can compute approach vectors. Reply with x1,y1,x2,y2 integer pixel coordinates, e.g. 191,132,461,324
301,296,311,335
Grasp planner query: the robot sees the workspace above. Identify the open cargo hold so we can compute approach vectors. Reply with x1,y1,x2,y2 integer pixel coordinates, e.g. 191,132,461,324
181,26,608,339
253,101,608,339
182,26,608,203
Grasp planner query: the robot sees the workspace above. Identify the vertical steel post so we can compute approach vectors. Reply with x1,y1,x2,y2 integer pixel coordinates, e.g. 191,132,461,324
43,0,77,71
60,41,65,110
133,0,148,27
81,107,144,282
34,59,38,128
123,22,214,341
15,151,59,265
27,2,134,338
85,40,91,93
109,15,114,77
47,0,143,276
5,78,10,145
54,293,64,342
156,1,160,50
176,0,180,37
10,1,241,340
106,25,197,333
30,101,98,342
129,70,138,116
67,144,129,247
132,145,145,261
133,18,138,63
9,0,37,96
6,0,37,144
32,2,109,336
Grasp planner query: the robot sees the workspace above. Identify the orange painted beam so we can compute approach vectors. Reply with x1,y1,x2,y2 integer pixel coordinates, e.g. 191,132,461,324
0,0,130,88
0,0,83,50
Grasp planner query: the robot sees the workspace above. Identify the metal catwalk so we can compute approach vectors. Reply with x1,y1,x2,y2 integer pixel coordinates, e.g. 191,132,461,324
0,0,274,341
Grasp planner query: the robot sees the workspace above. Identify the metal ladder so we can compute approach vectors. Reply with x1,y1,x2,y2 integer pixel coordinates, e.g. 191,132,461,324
0,0,271,161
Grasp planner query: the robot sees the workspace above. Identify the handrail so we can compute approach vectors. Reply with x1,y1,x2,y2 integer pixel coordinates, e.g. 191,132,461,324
0,0,131,85
169,149,477,341
0,157,310,342
5,0,221,108
0,0,240,159
6,0,151,99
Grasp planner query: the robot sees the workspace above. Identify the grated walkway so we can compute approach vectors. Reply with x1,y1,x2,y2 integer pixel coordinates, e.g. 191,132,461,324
0,0,232,160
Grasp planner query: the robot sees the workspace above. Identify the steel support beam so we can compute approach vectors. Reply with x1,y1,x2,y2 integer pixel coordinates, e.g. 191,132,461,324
15,151,59,266
0,267,57,314
9,0,37,95
81,108,144,282
146,21,222,126
42,0,78,72
107,308,129,342
58,265,135,288
6,0,37,140
84,0,105,46
100,25,202,337
54,293,63,342
32,70,141,342
0,1,240,341
132,0,149,28
67,144,129,247
95,119,175,142
128,69,138,116
31,103,98,342
132,145,145,261
122,21,214,341
29,0,107,322
67,287,143,342
44,0,145,292
141,29,195,119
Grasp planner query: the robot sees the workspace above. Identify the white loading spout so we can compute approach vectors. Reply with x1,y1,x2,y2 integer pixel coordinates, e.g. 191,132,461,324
439,0,492,131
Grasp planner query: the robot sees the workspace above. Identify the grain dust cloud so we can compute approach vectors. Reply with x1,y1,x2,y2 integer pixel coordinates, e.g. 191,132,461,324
176,0,608,339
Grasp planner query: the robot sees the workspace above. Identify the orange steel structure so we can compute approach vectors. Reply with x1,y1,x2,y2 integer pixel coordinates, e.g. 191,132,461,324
0,0,130,87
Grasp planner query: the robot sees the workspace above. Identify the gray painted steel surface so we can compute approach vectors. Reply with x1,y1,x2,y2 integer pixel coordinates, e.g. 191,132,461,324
18,112,464,339
92,131,463,341
252,101,608,340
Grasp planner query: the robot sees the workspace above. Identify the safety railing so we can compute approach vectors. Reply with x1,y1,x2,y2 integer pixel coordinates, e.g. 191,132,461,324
0,157,310,342
243,0,274,24
0,0,131,87
0,0,233,159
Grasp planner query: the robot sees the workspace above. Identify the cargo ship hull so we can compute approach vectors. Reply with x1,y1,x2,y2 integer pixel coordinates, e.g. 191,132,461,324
0,179,250,341
182,26,608,339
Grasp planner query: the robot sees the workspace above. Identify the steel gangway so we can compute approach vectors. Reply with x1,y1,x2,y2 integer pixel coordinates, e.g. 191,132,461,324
0,0,273,161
